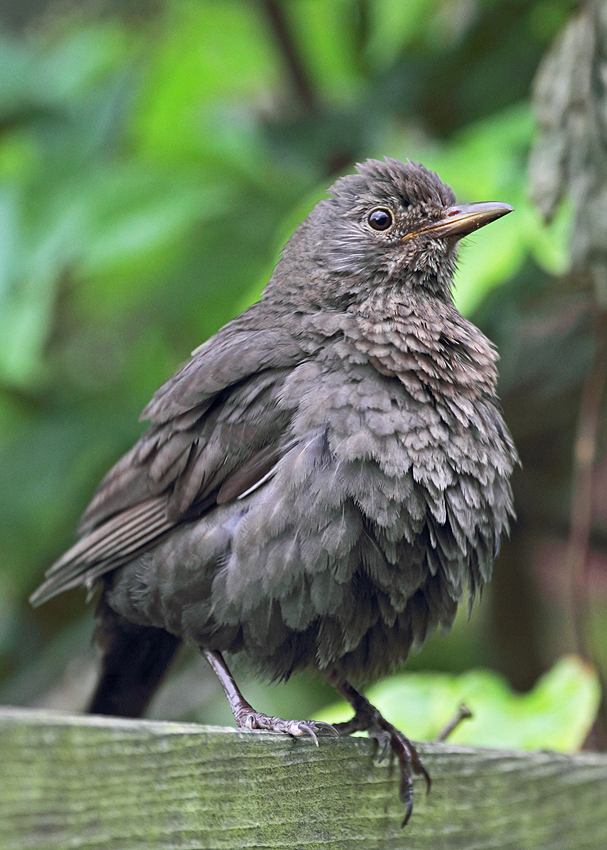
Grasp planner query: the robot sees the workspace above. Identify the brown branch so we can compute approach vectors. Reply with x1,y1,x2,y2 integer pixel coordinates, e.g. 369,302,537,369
567,308,607,657
567,306,607,748
435,703,473,743
259,0,319,115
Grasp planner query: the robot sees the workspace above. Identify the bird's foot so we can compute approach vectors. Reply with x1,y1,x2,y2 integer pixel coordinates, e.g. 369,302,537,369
330,676,430,827
203,650,339,746
236,709,339,746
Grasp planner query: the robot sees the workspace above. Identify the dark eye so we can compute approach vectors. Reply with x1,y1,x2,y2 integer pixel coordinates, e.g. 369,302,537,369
368,208,394,231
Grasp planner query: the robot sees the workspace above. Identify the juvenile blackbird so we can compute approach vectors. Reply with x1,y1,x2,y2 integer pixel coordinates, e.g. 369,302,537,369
31,158,517,824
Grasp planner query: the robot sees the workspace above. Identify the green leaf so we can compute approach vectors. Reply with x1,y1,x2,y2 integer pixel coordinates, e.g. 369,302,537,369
315,656,600,752
365,0,445,70
39,24,129,100
77,167,230,282
134,0,278,164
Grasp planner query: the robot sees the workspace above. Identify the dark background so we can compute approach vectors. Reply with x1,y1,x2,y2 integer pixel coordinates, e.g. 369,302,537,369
1,0,605,744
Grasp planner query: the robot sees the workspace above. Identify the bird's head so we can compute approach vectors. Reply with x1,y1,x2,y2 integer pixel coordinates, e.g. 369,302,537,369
279,158,512,309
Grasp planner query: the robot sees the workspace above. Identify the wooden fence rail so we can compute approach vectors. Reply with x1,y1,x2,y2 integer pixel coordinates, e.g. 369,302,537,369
1,705,606,849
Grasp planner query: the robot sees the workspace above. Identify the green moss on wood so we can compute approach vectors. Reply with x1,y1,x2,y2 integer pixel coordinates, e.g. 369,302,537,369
1,707,607,849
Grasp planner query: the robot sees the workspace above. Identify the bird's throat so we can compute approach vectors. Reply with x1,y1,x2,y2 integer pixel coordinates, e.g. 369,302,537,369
350,294,499,399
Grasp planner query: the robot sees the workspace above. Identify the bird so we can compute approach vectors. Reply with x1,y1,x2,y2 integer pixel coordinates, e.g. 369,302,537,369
30,157,517,825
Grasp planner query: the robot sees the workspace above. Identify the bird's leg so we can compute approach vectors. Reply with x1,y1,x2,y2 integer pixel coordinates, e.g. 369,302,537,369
204,650,338,746
326,670,430,826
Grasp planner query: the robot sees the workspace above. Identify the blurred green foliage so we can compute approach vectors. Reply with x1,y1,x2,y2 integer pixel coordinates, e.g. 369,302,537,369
318,655,601,752
0,0,592,746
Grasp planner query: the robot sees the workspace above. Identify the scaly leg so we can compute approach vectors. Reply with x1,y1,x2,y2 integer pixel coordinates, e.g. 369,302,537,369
326,670,431,826
204,650,338,746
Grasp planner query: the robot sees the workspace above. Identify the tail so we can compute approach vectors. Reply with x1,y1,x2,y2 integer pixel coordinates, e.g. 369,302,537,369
89,601,181,718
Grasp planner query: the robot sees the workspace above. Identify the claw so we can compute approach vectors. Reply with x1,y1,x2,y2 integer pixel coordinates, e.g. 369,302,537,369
246,714,258,729
419,762,432,795
363,721,428,825
402,798,414,829
297,722,319,746
326,671,431,828
315,721,340,738
238,710,339,747
375,731,391,763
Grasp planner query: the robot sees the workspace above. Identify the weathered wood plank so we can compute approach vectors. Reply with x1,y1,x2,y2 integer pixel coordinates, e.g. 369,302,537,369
1,706,606,849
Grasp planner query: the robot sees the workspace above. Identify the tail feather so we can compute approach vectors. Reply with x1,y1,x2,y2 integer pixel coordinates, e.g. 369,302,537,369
88,603,181,718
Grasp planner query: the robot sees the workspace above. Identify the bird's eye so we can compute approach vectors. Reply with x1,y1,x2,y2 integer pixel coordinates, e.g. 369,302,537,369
368,208,394,231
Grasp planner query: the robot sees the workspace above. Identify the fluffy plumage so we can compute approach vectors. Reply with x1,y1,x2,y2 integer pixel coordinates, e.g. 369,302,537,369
31,158,517,823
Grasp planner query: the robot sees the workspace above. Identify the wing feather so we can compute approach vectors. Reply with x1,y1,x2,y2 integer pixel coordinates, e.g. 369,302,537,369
30,315,312,608
30,498,171,606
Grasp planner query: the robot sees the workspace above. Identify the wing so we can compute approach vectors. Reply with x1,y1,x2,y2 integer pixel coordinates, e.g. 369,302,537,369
30,308,308,607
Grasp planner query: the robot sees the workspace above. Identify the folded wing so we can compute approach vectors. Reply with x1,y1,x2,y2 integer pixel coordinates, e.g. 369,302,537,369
30,311,309,607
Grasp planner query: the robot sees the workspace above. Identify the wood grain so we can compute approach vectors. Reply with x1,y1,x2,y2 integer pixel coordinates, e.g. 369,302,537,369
1,706,606,849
